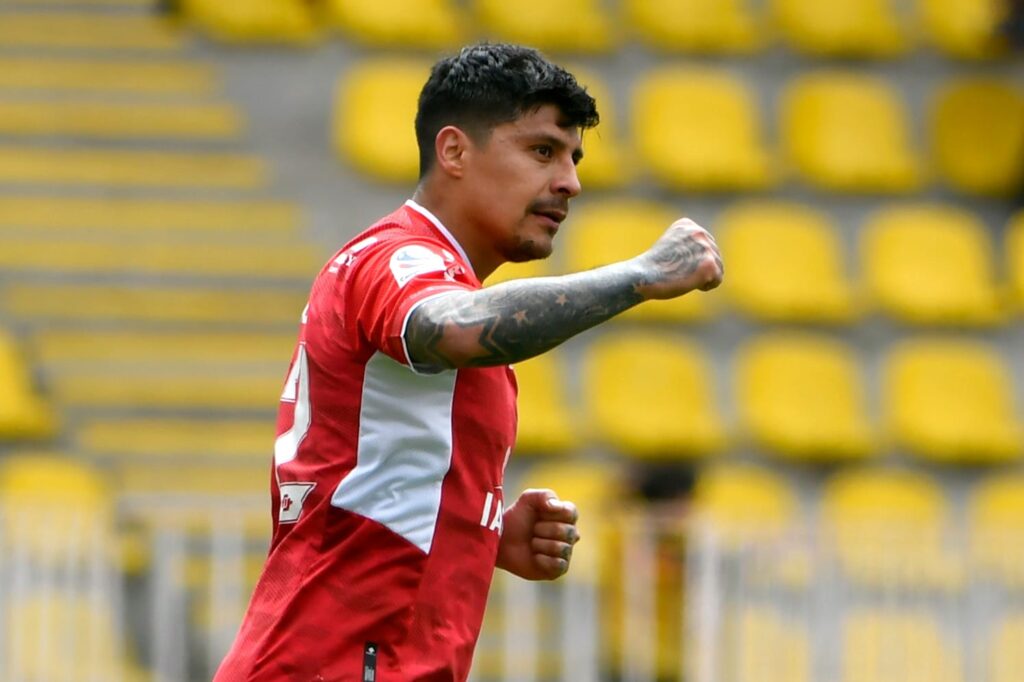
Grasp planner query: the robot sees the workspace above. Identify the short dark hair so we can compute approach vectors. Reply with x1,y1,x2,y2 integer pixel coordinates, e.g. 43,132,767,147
415,43,599,178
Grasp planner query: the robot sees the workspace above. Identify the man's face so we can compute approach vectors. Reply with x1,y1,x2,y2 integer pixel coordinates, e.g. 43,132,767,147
460,104,584,264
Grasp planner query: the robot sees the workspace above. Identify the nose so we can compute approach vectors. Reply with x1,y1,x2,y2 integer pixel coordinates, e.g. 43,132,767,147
554,159,582,198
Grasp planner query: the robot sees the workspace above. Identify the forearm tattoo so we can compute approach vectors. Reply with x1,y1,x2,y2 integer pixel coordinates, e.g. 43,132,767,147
406,263,646,370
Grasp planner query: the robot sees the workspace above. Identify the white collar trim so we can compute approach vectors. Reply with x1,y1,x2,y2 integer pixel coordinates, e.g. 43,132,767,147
404,199,475,277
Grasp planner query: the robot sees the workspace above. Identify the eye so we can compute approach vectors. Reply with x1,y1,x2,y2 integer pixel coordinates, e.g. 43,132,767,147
534,145,554,159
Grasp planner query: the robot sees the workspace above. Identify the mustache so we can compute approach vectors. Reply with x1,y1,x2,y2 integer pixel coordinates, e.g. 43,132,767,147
527,199,570,215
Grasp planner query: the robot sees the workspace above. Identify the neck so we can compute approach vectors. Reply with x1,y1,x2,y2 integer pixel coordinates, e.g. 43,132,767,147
411,184,501,280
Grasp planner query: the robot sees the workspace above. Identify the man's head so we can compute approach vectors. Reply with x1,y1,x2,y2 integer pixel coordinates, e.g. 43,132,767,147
415,44,599,268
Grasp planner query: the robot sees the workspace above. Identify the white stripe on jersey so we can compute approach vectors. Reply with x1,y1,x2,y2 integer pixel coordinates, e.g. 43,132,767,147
330,351,457,554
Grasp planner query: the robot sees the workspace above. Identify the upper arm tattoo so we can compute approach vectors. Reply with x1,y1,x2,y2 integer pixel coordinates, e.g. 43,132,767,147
405,263,645,370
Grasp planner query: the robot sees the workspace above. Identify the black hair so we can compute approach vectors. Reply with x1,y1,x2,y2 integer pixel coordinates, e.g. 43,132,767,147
415,43,599,178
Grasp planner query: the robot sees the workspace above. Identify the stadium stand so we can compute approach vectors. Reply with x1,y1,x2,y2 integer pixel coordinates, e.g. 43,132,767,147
717,201,859,323
770,0,909,57
991,615,1024,682
509,352,581,454
862,204,1005,325
690,463,799,547
882,338,1021,463
325,0,468,49
841,610,963,682
968,474,1024,586
735,333,875,461
919,0,1010,58
180,0,320,44
471,0,616,53
622,0,763,54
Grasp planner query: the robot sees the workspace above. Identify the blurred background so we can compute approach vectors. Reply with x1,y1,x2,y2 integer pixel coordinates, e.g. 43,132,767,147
0,0,1023,680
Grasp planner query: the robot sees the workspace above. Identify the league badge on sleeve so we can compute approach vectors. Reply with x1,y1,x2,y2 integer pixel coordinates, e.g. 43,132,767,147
389,244,447,288
279,482,316,523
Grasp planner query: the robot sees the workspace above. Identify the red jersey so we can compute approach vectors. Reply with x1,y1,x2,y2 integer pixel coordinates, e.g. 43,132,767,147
215,201,518,682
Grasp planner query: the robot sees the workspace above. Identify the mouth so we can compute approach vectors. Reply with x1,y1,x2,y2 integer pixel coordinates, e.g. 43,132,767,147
531,209,567,232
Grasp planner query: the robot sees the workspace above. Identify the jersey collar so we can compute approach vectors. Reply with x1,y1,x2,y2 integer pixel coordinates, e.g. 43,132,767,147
404,199,476,278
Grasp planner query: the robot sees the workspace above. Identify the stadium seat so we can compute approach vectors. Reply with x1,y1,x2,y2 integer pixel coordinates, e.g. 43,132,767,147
116,461,269,497
861,204,1004,325
991,615,1024,682
472,0,615,54
735,333,875,461
0,195,301,234
770,0,909,57
0,56,217,94
930,78,1024,196
565,199,714,322
729,607,811,682
717,201,858,323
571,68,634,190
967,475,1024,586
691,464,798,548
883,339,1020,463
918,0,1009,59
0,146,267,188
2,595,136,682
78,418,276,461
0,282,308,327
0,330,56,440
821,468,956,588
0,100,243,140
181,0,319,44
633,68,775,191
781,72,922,193
842,610,963,682
0,12,184,50
581,332,726,457
34,330,295,366
1006,210,1024,310
0,234,320,280
623,0,762,54
325,0,467,49
334,59,429,183
512,352,580,454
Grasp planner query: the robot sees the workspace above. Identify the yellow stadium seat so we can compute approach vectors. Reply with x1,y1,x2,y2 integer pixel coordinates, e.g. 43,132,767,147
1006,211,1024,310
472,0,615,53
624,0,762,53
581,332,726,457
0,234,320,280
770,0,908,57
691,464,798,547
968,475,1024,587
2,595,136,682
930,78,1024,196
0,57,217,94
735,333,874,461
883,339,1020,463
0,195,301,234
0,282,308,326
842,610,962,682
326,0,467,49
781,72,922,193
0,146,267,189
117,461,269,496
78,418,276,460
717,201,858,322
182,0,319,44
918,0,1009,59
34,330,295,365
334,59,429,183
821,468,956,588
728,607,811,682
862,204,1004,325
51,370,283,411
0,330,56,440
0,100,243,140
571,68,634,190
991,615,1024,682
0,12,184,50
634,68,775,191
512,352,580,454
565,199,714,322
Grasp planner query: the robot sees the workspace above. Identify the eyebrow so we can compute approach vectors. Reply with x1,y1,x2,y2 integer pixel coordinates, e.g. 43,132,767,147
528,132,585,164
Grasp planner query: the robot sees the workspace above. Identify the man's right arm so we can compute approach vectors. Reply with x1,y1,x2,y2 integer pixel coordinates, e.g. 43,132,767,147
404,218,723,371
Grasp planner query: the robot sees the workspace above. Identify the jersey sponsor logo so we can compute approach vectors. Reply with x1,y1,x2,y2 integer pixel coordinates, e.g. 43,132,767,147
479,488,504,534
279,482,316,523
389,244,447,288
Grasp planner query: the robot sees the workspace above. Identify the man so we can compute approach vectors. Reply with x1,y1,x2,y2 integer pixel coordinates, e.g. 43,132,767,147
215,43,722,681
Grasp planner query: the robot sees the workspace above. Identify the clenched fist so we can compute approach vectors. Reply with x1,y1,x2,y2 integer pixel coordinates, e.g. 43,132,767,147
634,218,724,301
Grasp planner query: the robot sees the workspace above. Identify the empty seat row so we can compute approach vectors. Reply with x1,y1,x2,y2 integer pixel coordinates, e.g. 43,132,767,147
493,199,1024,327
176,0,1012,60
336,62,1024,197
516,332,1021,464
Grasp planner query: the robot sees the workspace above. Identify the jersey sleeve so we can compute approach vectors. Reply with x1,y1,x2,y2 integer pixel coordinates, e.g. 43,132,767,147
343,237,476,369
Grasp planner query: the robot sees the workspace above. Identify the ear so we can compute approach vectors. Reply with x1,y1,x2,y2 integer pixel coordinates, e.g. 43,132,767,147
434,125,471,179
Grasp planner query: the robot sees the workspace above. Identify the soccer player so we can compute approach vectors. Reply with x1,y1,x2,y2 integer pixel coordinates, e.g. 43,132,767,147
214,43,723,681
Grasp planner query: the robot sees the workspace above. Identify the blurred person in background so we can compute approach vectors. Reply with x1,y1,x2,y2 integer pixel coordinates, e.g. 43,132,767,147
215,42,722,682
